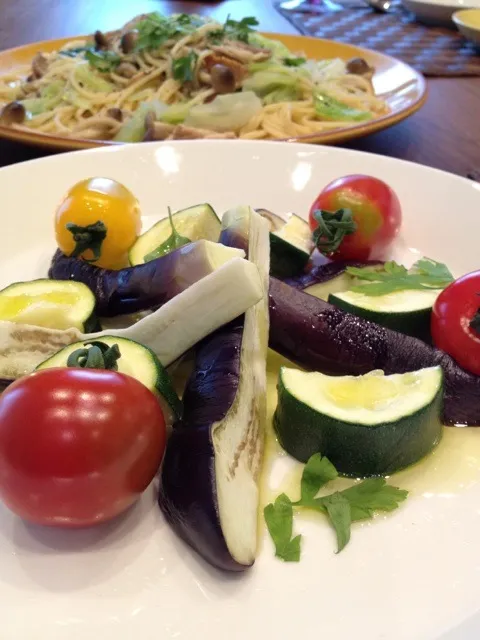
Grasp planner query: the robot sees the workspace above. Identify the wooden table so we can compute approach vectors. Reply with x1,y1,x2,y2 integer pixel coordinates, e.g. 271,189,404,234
0,0,478,177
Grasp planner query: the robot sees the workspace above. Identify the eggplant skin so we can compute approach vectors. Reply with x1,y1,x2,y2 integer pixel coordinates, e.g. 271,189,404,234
283,260,382,290
160,427,250,573
159,319,251,572
269,278,480,426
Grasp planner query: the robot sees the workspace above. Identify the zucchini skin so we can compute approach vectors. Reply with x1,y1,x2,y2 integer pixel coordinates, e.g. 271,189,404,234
159,320,247,572
329,295,432,343
274,372,443,477
269,234,309,279
283,260,381,290
268,278,480,427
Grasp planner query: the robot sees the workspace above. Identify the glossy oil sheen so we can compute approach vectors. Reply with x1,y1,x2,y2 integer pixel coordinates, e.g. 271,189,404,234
0,141,480,640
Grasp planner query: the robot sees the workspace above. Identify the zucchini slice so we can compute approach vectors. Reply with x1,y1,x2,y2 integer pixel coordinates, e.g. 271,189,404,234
36,336,182,425
329,288,443,341
0,279,99,332
129,204,221,266
274,366,443,477
257,209,313,278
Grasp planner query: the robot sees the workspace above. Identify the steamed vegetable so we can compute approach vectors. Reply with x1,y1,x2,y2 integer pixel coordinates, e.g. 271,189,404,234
0,279,99,332
257,209,313,278
268,277,480,426
0,367,166,527
314,92,371,122
55,177,141,269
159,205,270,572
2,254,263,380
184,92,262,132
432,270,480,376
284,260,382,300
265,453,408,560
129,203,220,266
36,336,182,426
274,366,443,476
308,175,402,261
113,100,166,142
49,240,245,316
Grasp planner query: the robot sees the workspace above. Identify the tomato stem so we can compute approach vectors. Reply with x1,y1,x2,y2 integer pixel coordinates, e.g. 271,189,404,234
66,220,107,262
312,208,357,256
469,308,480,336
67,341,121,370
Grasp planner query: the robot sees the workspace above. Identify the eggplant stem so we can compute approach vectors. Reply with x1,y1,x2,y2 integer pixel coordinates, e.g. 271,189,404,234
312,208,357,256
66,220,107,262
66,340,121,370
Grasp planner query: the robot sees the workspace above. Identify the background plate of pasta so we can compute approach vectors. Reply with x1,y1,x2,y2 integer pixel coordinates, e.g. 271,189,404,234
0,12,427,150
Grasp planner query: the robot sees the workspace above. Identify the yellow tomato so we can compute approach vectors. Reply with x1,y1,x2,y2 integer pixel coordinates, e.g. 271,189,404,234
55,177,141,269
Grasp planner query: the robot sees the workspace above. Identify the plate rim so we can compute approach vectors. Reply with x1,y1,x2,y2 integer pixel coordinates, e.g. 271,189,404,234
0,32,427,151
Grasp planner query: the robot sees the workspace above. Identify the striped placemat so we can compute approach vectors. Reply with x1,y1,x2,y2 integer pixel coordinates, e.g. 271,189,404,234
275,1,480,76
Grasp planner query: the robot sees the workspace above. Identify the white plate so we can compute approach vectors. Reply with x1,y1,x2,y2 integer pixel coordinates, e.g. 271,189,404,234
1,141,480,640
402,0,480,25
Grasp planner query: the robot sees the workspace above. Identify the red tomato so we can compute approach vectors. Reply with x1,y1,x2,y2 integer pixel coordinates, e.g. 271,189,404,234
431,271,480,376
308,174,402,261
0,368,166,527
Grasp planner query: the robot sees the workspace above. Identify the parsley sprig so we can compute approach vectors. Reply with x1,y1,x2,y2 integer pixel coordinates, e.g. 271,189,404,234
346,258,454,296
172,50,198,84
264,453,408,562
208,16,259,45
135,13,202,52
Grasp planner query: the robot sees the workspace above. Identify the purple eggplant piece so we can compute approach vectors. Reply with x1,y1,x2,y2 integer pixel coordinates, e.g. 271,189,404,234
283,260,382,291
160,319,245,571
159,206,270,572
269,277,480,426
48,241,243,317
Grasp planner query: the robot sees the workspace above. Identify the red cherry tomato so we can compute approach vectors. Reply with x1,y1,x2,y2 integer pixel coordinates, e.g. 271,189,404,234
308,174,402,261
0,368,166,527
431,271,480,376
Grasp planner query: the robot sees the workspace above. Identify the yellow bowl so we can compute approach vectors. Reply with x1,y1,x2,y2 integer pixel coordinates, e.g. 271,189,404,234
453,9,480,45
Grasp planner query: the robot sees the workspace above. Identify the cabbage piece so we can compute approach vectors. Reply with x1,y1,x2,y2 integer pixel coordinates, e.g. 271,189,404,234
263,86,301,105
21,79,65,116
249,33,292,59
74,62,114,93
113,100,166,142
304,58,347,84
184,92,262,132
314,91,372,122
243,67,301,99
159,102,191,124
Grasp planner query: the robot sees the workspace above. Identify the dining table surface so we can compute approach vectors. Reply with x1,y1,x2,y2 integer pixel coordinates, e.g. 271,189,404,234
0,0,478,178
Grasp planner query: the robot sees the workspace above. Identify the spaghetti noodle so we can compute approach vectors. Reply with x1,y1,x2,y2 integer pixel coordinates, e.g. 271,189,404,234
0,13,390,142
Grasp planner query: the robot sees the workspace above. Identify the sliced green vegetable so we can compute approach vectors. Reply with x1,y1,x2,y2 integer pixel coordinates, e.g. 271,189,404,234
283,57,306,67
257,209,313,277
184,91,262,132
143,207,191,263
248,32,291,58
274,366,444,477
36,335,182,425
314,91,372,122
243,67,300,99
113,100,165,142
74,62,114,93
159,102,191,124
0,279,99,333
129,204,221,266
329,287,444,342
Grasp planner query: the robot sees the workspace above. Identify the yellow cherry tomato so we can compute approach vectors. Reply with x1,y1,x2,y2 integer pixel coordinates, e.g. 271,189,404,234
55,177,141,269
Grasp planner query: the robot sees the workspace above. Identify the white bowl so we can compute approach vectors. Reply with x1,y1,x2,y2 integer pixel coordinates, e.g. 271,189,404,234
453,8,480,45
402,0,480,26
